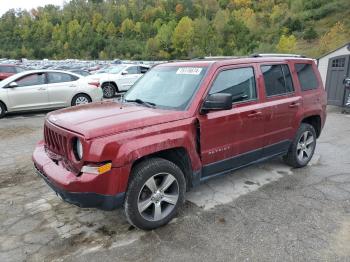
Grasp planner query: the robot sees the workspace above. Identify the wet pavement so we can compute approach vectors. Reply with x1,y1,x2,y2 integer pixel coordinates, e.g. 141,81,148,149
0,108,349,261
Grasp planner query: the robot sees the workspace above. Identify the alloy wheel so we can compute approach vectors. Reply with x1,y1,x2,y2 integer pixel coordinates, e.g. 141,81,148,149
137,173,179,222
103,85,114,98
75,96,90,105
296,131,315,162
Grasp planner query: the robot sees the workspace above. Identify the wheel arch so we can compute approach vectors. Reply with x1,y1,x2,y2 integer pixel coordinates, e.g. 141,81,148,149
0,100,7,112
130,147,193,191
101,81,119,92
71,93,92,106
301,115,321,138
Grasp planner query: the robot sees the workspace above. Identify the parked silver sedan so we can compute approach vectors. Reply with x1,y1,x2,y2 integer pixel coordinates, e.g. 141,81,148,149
0,70,103,118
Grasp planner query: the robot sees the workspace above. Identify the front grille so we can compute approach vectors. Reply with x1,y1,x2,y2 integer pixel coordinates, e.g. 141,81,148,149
44,125,69,156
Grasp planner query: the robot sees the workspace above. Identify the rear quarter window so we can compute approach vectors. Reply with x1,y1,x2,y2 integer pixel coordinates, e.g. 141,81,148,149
47,72,79,83
295,63,319,91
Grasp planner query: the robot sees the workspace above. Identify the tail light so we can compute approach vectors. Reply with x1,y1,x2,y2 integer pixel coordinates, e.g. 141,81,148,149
88,80,100,87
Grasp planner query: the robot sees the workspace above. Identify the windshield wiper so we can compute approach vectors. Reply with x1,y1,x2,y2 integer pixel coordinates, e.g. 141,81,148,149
125,98,156,108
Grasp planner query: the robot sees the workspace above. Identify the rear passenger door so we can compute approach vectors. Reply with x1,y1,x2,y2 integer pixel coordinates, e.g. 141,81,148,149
46,72,80,107
259,64,301,156
198,65,265,178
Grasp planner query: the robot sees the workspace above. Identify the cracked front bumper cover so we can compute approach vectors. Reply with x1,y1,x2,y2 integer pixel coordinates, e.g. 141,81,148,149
35,165,125,211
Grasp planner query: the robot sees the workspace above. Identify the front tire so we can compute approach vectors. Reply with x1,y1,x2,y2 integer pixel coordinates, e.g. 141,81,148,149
125,158,186,230
71,94,92,106
102,83,116,98
0,102,6,118
283,123,317,168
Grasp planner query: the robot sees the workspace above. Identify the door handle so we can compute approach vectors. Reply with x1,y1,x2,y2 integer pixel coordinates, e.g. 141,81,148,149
289,102,300,108
248,111,262,117
38,87,46,91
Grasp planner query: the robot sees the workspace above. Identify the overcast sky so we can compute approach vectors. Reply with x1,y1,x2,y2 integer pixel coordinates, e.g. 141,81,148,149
0,0,65,15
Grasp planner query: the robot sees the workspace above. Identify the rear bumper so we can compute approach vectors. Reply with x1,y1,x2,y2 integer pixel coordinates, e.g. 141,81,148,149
33,141,129,210
89,87,104,102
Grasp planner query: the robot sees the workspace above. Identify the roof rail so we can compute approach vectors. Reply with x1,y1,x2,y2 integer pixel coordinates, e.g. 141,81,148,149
191,56,239,60
250,53,306,58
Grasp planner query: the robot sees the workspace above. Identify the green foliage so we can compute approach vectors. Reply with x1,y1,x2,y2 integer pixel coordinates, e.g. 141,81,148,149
0,0,348,60
277,34,297,53
284,18,303,32
173,16,194,57
303,27,318,42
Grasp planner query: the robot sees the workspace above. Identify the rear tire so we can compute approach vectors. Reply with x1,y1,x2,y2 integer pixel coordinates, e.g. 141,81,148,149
71,94,92,106
0,102,6,118
125,158,186,230
283,123,317,168
102,83,116,98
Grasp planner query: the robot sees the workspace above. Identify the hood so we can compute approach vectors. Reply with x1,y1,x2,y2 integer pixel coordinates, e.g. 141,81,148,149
85,73,118,80
85,73,110,79
84,73,121,82
47,101,188,139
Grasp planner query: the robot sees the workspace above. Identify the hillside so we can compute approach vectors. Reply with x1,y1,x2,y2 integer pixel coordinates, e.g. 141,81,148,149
0,0,349,60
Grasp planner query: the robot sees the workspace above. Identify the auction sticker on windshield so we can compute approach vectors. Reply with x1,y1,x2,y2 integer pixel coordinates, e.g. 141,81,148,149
176,67,202,75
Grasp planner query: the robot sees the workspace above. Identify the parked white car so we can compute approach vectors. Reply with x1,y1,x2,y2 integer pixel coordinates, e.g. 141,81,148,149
87,64,150,98
0,70,103,118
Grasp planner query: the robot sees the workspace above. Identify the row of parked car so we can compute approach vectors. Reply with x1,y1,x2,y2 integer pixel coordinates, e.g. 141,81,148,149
0,62,151,118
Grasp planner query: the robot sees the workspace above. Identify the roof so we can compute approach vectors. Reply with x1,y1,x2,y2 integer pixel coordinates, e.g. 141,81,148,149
317,42,350,60
0,69,82,87
19,69,82,76
0,64,21,67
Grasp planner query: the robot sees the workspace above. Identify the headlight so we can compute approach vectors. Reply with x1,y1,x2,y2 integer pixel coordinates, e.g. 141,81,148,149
74,138,83,161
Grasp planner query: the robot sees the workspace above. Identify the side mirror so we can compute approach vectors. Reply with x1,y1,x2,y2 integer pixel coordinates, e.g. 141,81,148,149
7,82,18,88
121,71,128,75
343,77,350,88
201,93,232,114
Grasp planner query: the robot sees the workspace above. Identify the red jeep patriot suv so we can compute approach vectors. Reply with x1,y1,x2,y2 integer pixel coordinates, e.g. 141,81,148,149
0,64,25,81
33,55,327,230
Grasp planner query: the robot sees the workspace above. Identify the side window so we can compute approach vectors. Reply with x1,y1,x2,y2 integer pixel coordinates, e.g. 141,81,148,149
332,58,345,68
209,67,257,103
140,66,149,74
295,63,318,91
47,72,78,84
15,67,25,73
0,66,16,73
16,73,46,87
126,66,139,74
261,64,294,97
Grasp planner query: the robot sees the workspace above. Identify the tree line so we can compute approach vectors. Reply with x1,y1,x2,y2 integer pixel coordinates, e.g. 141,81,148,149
0,0,348,60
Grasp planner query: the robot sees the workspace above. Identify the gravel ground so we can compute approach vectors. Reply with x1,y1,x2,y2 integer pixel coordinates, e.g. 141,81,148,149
0,108,349,262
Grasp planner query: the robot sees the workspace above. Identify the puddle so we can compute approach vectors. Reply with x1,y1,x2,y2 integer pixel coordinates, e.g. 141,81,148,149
186,161,293,210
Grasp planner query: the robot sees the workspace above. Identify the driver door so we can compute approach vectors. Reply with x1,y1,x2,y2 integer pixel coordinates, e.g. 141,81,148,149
119,66,141,91
7,72,49,111
198,65,265,178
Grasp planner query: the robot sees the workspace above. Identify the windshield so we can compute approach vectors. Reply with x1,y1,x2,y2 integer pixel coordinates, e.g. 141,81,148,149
124,66,207,110
105,65,128,74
